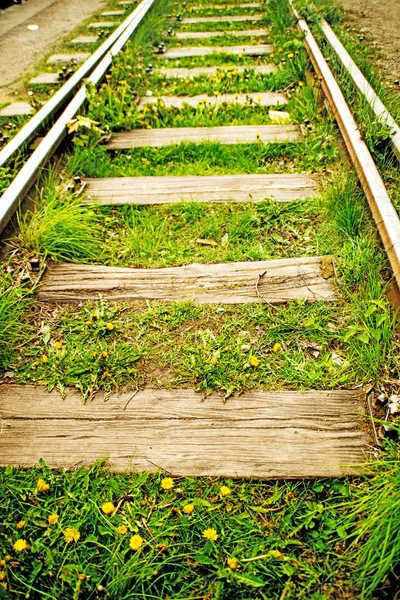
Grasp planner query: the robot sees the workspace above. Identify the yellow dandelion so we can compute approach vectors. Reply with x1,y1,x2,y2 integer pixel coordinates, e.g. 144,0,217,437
183,503,194,514
86,320,93,326
220,485,231,497
273,342,282,353
203,528,218,542
41,355,48,364
117,525,128,535
298,81,304,87
288,52,294,58
234,92,239,99
227,557,239,569
249,356,260,367
55,341,63,349
129,534,143,550
101,351,108,358
13,539,29,552
161,477,174,490
210,355,218,365
0,572,5,581
78,573,86,581
37,479,50,492
64,527,80,543
16,520,25,530
48,514,58,525
106,323,114,331
0,561,4,567
101,502,115,515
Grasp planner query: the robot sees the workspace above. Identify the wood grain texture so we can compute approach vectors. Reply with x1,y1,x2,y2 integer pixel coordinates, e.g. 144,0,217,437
30,73,60,85
101,10,124,15
180,15,264,23
175,28,269,39
71,35,98,44
139,91,287,108
160,44,273,58
192,2,262,8
0,102,32,116
0,386,367,477
107,124,301,149
156,64,277,78
83,174,318,205
88,21,117,28
46,53,90,64
37,257,336,304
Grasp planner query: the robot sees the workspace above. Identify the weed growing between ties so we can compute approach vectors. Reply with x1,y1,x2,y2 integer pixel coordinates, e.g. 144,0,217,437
0,462,361,599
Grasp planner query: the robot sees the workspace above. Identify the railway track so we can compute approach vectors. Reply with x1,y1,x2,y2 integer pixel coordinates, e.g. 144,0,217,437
1,0,400,597
0,0,399,476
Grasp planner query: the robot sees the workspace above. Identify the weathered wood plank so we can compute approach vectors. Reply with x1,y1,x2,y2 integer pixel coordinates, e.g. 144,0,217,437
47,53,90,64
83,174,317,205
175,28,269,39
139,91,287,108
160,44,273,58
107,124,301,149
71,35,99,44
180,15,264,23
88,21,117,28
30,73,61,85
0,386,367,477
0,102,33,117
156,64,277,78
38,257,336,304
101,10,125,16
192,2,263,8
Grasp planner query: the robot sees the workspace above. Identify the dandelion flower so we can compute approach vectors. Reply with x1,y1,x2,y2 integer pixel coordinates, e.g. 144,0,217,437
101,351,108,358
64,527,80,543
161,477,174,490
13,539,29,552
129,534,143,550
41,356,48,364
220,485,231,497
183,503,194,514
117,525,128,535
55,341,63,349
0,572,5,581
101,502,115,515
37,479,50,492
106,323,114,331
48,514,58,525
86,320,93,326
203,528,218,541
227,557,239,569
273,342,282,353
249,356,260,367
16,520,25,529
78,573,86,581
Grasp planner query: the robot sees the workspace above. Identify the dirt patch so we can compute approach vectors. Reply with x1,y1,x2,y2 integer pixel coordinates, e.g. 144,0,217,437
0,0,107,102
340,0,400,83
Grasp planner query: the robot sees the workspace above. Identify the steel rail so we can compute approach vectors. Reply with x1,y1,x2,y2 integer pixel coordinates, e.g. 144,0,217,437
0,0,156,233
319,19,400,163
289,0,400,300
0,0,152,168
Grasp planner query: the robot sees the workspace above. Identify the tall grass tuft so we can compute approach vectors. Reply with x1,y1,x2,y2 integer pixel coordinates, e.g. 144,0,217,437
17,174,103,263
0,271,32,371
338,433,400,599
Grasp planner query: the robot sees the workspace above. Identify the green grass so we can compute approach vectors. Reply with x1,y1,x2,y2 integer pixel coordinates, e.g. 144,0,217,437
15,175,103,263
76,198,322,268
0,463,360,600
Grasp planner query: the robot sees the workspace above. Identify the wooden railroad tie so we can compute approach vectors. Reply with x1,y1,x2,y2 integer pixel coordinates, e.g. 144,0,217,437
175,29,269,40
37,257,336,304
139,91,287,108
83,174,318,206
0,386,367,478
178,15,264,23
158,44,273,59
106,124,301,149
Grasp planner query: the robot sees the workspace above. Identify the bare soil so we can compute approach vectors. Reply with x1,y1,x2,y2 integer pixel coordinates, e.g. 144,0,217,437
0,0,107,102
341,0,400,83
